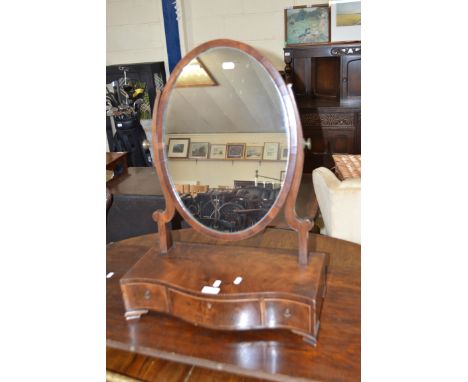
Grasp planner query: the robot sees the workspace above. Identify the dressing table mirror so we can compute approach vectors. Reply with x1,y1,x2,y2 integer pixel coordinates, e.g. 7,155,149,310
120,39,329,346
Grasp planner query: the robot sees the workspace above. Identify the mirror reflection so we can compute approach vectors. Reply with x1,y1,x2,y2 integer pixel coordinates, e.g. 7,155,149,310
164,47,289,233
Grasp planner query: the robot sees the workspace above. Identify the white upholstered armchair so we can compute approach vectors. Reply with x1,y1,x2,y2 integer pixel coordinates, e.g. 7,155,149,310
312,167,361,244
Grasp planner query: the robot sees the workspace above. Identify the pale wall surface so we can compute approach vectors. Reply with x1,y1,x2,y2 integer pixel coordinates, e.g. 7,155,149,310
106,0,167,66
106,0,324,150
106,0,326,69
180,0,326,70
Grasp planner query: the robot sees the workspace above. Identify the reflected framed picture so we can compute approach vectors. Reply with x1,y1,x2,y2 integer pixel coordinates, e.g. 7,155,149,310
285,5,330,45
263,142,280,161
245,146,263,160
189,142,209,159
209,144,226,159
280,146,289,160
226,143,245,159
168,138,190,158
331,0,361,42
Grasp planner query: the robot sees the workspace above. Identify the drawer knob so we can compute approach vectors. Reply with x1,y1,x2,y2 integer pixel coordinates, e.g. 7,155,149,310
284,308,292,319
207,302,212,310
144,290,152,300
303,138,311,150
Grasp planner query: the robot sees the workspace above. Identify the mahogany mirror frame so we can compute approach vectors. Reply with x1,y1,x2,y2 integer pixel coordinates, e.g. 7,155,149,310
152,39,313,264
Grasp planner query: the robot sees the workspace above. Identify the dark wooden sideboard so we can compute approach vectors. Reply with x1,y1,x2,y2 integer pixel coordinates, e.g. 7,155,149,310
284,43,361,172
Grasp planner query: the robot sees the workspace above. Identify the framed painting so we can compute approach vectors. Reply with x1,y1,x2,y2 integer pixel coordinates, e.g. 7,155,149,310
263,142,280,161
285,5,330,45
168,138,190,158
331,0,361,42
245,146,263,160
189,142,209,159
209,144,226,159
226,143,246,159
280,145,289,160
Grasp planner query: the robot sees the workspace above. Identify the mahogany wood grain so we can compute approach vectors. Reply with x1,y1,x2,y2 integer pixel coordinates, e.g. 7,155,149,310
120,241,328,339
107,348,192,382
151,89,175,253
107,228,360,382
283,84,314,265
107,348,271,382
187,367,270,382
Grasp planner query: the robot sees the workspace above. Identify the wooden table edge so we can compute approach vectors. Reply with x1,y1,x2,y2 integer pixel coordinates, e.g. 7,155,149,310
106,230,360,382
106,339,318,382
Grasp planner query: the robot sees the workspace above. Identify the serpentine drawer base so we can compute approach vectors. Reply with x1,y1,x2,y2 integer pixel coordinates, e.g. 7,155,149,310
120,241,329,346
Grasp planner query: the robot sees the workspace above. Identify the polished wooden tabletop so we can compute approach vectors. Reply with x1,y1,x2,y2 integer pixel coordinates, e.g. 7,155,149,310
106,167,163,196
107,228,360,381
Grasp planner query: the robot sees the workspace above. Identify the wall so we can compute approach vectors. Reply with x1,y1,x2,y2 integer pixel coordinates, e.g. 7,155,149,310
167,133,287,189
106,1,323,151
106,0,326,70
180,0,326,70
106,0,169,151
106,0,168,66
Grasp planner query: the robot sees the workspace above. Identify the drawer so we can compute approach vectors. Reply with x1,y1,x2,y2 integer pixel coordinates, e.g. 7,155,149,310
169,289,261,330
264,299,311,333
121,282,168,312
301,112,354,128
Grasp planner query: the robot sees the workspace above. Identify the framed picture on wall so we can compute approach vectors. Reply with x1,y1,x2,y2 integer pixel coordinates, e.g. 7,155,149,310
209,144,226,159
168,138,190,158
263,142,280,161
280,146,289,160
189,142,209,159
330,0,361,42
226,143,246,159
245,146,263,160
284,5,330,45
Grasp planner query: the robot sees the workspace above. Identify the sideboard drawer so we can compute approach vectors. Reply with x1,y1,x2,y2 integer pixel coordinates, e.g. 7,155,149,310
264,299,311,333
301,112,354,128
121,282,168,312
169,289,261,330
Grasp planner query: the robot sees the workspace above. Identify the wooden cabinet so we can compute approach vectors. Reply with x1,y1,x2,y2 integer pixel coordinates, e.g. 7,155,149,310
284,43,361,172
300,105,360,172
120,244,329,344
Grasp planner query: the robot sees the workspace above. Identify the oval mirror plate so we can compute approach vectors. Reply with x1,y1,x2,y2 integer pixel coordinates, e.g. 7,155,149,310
155,40,298,241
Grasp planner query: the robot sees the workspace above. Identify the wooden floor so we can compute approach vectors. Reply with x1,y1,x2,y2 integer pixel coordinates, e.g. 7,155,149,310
107,348,269,382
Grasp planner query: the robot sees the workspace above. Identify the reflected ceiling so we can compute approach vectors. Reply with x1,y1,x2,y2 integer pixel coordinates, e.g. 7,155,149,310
167,48,286,134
